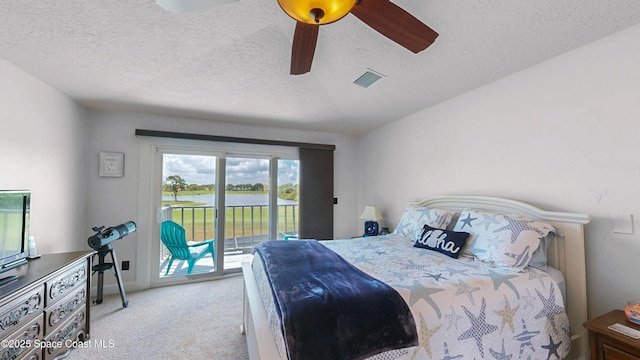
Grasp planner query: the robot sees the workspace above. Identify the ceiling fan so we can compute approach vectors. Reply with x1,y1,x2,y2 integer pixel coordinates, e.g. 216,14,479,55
279,0,439,75
155,0,438,75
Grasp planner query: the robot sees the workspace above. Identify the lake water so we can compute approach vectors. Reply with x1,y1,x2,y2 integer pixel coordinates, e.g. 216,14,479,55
162,193,297,206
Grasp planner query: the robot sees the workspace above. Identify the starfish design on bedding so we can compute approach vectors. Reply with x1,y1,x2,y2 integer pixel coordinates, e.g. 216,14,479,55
445,306,463,330
534,284,565,334
423,272,445,281
417,211,442,228
528,269,547,287
455,280,481,305
493,216,547,243
441,342,463,360
390,270,411,281
427,255,448,265
410,313,441,359
403,280,444,318
486,235,505,249
391,270,414,281
486,269,520,298
403,259,432,271
394,219,412,237
465,235,487,256
460,213,478,229
350,252,377,265
458,298,498,357
513,319,540,357
541,334,562,360
522,289,537,310
504,245,532,268
479,213,501,231
494,295,519,333
489,339,513,360
442,267,470,277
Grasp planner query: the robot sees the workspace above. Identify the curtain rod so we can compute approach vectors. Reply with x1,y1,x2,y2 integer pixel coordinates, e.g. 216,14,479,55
135,129,335,151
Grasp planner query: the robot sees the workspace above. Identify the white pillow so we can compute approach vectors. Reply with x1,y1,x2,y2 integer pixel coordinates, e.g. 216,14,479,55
392,206,455,241
453,209,555,270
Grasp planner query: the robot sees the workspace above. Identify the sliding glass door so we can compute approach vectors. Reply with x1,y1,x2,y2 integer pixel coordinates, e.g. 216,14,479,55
277,159,299,239
158,151,220,278
223,157,270,271
151,143,299,285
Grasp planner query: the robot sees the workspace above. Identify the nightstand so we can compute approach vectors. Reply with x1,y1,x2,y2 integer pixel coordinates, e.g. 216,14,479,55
584,310,640,360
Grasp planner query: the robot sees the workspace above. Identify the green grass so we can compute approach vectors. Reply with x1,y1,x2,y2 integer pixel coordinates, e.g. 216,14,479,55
166,204,297,242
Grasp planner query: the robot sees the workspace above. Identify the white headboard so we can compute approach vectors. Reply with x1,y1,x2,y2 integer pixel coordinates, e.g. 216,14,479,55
414,195,591,360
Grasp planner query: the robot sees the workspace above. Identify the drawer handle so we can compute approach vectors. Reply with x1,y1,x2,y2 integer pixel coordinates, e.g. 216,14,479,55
0,293,42,332
50,267,87,299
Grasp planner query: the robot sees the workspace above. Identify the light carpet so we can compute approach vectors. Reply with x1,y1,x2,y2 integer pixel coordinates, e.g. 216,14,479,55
65,275,249,360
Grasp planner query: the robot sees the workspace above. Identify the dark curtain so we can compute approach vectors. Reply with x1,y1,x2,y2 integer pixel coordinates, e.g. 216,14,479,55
298,148,334,240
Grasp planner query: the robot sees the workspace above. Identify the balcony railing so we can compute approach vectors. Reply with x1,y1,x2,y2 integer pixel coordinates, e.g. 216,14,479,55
159,204,298,257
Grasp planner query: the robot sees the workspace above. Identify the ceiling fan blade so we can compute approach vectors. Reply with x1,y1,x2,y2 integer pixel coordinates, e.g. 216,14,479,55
290,22,319,75
350,0,439,53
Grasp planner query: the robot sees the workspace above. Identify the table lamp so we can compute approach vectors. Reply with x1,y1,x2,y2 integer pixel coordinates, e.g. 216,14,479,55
359,205,383,236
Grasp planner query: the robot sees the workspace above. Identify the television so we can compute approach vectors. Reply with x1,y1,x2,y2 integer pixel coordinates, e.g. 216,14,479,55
0,190,30,283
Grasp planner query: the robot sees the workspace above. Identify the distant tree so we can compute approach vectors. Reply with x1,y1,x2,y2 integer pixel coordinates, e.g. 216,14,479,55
165,175,187,201
226,183,268,192
278,183,298,201
187,184,207,192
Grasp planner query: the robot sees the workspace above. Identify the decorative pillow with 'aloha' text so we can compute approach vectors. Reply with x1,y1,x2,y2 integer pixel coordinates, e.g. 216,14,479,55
413,224,470,259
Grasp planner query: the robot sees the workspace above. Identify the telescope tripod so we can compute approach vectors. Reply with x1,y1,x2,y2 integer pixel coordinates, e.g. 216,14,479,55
92,244,128,308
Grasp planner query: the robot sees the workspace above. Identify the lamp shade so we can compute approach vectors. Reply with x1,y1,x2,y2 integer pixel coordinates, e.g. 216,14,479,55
277,0,357,25
359,205,383,221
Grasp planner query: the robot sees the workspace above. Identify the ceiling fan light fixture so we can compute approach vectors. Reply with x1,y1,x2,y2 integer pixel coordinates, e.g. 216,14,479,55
278,0,357,25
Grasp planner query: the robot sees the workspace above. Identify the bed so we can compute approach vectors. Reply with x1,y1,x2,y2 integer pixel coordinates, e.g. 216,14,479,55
241,195,591,360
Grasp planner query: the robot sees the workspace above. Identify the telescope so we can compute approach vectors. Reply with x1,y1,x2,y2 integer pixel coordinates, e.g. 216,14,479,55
87,220,136,308
88,221,137,250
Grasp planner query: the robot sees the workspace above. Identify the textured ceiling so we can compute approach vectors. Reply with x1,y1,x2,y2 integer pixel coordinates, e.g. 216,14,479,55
2,1,640,135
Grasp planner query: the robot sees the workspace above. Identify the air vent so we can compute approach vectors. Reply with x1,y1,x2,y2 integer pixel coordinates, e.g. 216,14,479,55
353,70,385,88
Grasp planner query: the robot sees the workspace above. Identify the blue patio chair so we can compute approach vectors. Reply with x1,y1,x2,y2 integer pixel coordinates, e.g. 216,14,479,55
282,231,298,240
160,220,215,275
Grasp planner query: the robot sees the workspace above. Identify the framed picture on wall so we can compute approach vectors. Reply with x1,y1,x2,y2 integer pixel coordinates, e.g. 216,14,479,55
99,152,124,177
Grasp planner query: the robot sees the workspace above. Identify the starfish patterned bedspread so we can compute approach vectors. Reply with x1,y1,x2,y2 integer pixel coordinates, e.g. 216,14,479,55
252,234,571,360
253,240,418,360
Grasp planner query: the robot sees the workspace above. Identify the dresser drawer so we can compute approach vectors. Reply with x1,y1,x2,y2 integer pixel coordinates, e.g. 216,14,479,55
22,346,42,360
42,307,85,360
43,286,86,337
0,285,44,339
603,344,640,360
45,262,87,307
0,313,43,360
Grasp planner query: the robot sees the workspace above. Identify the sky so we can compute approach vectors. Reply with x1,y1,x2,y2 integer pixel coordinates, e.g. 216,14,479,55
162,154,299,185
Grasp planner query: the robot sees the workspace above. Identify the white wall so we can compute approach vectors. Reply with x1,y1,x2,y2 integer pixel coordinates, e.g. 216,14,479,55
357,23,640,318
0,59,87,254
85,110,359,288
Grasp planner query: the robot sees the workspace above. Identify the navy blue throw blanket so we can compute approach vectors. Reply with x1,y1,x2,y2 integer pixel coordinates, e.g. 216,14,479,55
253,240,418,360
